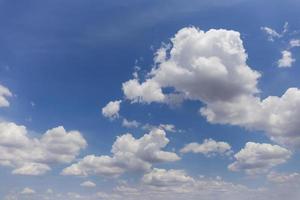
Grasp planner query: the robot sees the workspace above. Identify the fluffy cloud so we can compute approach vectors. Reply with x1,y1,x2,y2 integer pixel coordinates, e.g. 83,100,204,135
123,27,260,105
102,100,122,120
0,84,12,107
202,88,300,148
228,142,291,175
277,50,295,67
80,181,96,187
121,26,300,148
122,118,140,128
0,122,87,175
20,187,36,195
180,138,232,157
122,79,165,103
142,168,194,186
62,129,180,177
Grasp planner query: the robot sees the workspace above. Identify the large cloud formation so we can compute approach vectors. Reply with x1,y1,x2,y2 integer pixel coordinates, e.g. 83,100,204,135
122,27,300,148
62,129,180,177
0,122,87,175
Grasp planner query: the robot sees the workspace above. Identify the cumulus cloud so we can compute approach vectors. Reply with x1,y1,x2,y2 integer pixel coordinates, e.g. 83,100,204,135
62,129,180,177
122,118,140,128
0,84,12,107
102,100,122,120
277,50,295,67
123,27,260,105
202,88,300,148
228,142,291,175
180,138,232,157
0,122,87,175
142,168,194,186
80,181,96,187
20,187,36,195
120,26,300,149
122,79,165,103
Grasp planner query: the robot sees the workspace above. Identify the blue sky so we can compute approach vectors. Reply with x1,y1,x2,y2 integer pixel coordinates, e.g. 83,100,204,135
1,0,300,199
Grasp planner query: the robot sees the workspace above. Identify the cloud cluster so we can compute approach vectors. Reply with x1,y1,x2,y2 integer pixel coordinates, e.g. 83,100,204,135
62,129,180,177
0,122,87,175
261,22,300,68
228,142,291,175
121,26,300,148
180,138,232,157
102,100,122,120
0,84,12,107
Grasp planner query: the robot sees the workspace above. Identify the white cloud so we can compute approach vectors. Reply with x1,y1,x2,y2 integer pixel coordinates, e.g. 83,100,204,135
261,22,288,41
180,138,232,157
80,181,96,187
290,39,300,47
0,84,12,107
267,171,300,184
142,168,194,186
278,50,295,67
261,27,281,41
20,187,36,195
142,123,179,133
0,122,87,175
228,142,291,175
202,88,300,148
158,124,177,133
102,100,122,120
5,170,300,200
95,172,258,200
12,163,51,176
122,79,165,103
123,27,260,105
122,118,140,128
121,26,300,149
62,129,180,177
